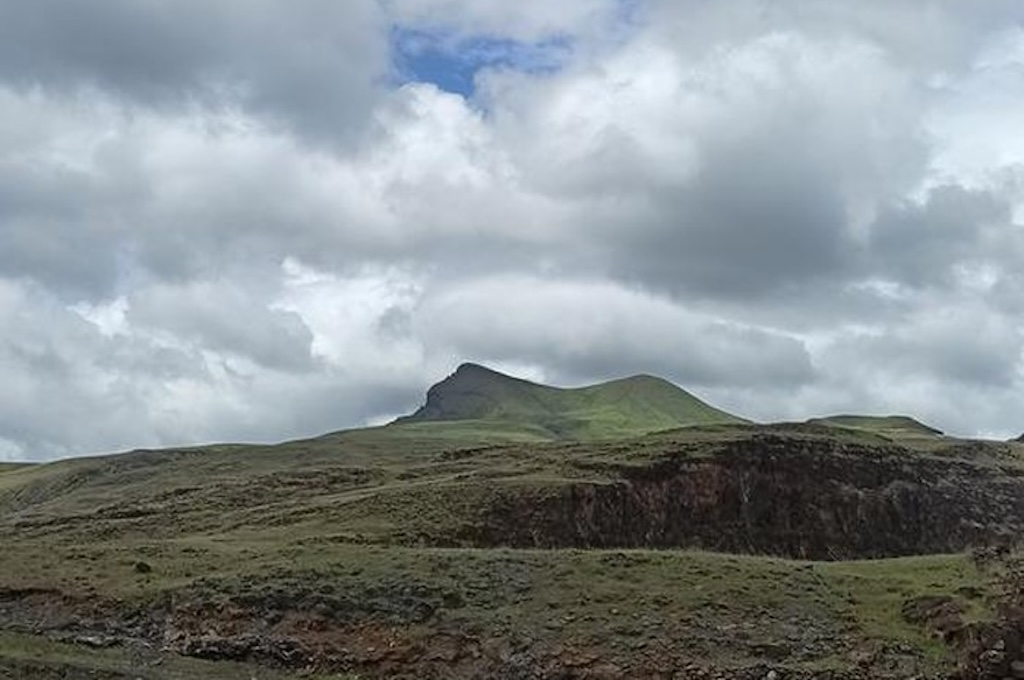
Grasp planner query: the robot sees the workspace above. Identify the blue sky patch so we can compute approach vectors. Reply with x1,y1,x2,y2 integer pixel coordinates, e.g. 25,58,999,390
390,27,573,97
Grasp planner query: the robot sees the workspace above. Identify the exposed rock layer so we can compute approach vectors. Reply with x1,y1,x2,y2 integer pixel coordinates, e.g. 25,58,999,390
458,435,1024,559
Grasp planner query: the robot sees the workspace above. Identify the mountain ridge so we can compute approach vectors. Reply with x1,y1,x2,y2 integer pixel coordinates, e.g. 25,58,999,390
808,414,944,436
391,362,747,440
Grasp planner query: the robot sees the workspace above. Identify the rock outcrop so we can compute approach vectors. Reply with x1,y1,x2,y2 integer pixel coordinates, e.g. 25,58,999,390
455,434,1024,559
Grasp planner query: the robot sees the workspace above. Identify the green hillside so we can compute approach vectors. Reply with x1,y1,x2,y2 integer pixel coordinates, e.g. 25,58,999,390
0,418,1018,679
809,414,944,438
3,363,1019,679
391,362,746,440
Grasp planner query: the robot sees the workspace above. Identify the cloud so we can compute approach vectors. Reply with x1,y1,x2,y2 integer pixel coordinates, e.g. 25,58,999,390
0,0,387,145
2,1,1024,458
486,31,928,299
414,276,815,388
808,299,1024,437
928,27,1024,186
867,183,1018,289
126,280,317,373
0,269,428,460
385,0,617,42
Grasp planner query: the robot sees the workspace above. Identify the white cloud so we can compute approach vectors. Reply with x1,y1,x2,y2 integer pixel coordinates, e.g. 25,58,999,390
385,0,618,42
275,260,424,372
2,1,1024,458
927,28,1024,191
414,275,814,388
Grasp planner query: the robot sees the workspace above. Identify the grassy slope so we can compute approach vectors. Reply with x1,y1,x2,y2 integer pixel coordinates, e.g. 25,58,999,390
0,462,33,478
0,539,993,674
809,414,944,439
0,421,1013,550
394,363,746,441
0,422,931,540
0,365,1015,677
564,374,748,438
0,423,1018,676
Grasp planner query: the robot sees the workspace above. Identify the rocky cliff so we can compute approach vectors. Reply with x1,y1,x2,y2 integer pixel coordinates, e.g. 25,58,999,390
454,434,1024,559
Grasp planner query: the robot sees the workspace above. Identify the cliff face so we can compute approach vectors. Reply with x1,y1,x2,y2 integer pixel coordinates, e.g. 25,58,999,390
456,435,1024,560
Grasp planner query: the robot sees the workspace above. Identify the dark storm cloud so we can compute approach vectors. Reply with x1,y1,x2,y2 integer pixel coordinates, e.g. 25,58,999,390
0,0,386,144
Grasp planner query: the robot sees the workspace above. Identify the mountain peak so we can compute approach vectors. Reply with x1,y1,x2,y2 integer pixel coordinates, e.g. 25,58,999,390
614,373,677,387
393,363,745,439
454,361,493,373
395,363,546,424
449,362,522,382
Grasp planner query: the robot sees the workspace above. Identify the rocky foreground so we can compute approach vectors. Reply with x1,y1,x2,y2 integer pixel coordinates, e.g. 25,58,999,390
2,547,1024,679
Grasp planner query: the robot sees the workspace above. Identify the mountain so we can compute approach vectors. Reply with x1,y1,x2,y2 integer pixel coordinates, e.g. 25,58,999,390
807,414,944,437
390,362,746,440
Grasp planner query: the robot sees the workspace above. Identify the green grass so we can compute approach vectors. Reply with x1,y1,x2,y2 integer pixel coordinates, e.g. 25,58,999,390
819,554,990,659
809,414,944,437
0,539,992,675
0,366,1015,677
0,418,1015,554
392,363,747,440
0,419,1002,677
0,425,716,541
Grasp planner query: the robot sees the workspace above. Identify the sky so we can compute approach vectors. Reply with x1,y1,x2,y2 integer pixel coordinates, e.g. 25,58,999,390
2,1,1024,460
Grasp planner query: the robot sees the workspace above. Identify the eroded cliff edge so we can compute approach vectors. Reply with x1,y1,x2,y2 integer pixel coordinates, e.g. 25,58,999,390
449,433,1024,559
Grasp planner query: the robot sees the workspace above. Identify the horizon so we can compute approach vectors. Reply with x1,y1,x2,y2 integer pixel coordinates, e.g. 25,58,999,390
8,360,990,466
